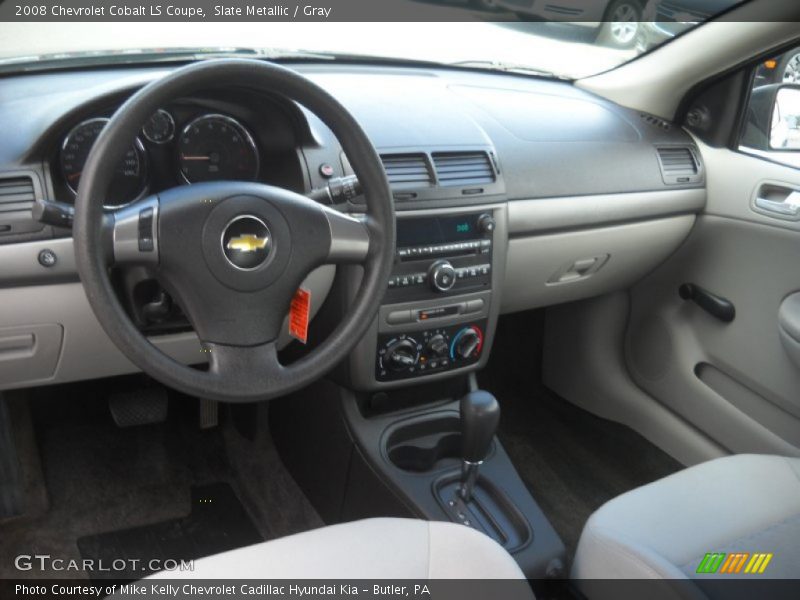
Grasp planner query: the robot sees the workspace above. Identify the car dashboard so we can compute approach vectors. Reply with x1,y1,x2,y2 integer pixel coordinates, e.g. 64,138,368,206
0,61,706,392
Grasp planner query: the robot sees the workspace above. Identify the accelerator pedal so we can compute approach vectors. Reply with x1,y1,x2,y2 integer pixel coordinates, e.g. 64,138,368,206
109,385,168,428
199,398,218,430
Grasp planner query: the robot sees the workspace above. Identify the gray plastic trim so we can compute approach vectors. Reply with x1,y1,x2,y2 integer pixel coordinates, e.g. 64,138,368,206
507,189,705,236
502,215,695,315
0,323,63,387
0,238,77,287
324,208,370,263
779,292,800,345
544,292,727,466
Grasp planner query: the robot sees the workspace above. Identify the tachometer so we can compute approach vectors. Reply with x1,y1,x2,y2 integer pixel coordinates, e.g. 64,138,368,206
177,114,259,184
60,118,147,208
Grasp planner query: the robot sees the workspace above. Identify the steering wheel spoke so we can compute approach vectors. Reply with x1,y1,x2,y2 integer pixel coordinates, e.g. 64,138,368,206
321,205,371,264
205,339,282,382
108,195,160,266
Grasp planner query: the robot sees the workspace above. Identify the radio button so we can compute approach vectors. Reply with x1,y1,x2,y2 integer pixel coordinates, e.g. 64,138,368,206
429,260,456,292
478,213,496,233
465,299,485,313
387,310,411,325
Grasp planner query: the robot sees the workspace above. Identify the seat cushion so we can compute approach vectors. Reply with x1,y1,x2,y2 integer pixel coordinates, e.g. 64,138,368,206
572,454,800,581
147,517,529,580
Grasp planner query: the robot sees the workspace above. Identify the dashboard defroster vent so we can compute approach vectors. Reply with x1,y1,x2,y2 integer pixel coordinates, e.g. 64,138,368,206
656,146,702,185
432,151,496,187
641,113,671,131
0,175,36,213
380,154,433,187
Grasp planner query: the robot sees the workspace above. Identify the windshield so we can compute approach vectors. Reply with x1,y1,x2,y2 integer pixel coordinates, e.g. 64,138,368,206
0,1,746,79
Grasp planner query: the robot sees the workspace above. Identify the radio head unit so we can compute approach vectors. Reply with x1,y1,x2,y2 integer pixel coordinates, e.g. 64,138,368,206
385,212,496,303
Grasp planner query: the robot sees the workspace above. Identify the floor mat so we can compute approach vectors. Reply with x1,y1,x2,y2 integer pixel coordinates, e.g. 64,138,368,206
495,389,683,558
77,482,263,580
0,376,322,579
480,311,683,558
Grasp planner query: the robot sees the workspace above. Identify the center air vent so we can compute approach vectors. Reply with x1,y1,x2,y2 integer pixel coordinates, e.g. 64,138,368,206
380,154,433,187
0,175,36,213
432,151,495,187
656,146,702,185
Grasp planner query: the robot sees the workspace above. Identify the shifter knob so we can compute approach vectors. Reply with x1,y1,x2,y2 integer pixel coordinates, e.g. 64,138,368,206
460,390,500,464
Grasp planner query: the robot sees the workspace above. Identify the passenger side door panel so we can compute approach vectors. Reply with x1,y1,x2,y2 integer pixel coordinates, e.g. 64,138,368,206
626,142,800,456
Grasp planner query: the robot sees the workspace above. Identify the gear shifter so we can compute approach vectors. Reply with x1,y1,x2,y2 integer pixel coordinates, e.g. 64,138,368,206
459,390,500,502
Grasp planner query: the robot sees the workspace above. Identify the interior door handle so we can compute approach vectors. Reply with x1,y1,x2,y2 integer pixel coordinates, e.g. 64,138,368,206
755,196,800,216
753,185,800,219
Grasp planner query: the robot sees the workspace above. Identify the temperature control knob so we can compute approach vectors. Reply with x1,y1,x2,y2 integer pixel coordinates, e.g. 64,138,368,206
426,334,449,358
383,338,419,372
429,260,456,293
453,327,482,360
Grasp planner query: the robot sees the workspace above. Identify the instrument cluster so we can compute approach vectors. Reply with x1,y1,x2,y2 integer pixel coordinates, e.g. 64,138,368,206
56,107,264,208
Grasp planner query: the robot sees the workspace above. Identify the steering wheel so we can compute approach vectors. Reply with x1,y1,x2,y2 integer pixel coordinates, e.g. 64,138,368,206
73,59,395,402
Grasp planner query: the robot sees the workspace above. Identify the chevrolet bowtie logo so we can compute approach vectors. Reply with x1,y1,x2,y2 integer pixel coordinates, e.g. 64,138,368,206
226,234,269,253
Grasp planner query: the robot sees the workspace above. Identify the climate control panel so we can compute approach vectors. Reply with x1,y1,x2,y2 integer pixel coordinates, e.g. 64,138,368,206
376,321,486,381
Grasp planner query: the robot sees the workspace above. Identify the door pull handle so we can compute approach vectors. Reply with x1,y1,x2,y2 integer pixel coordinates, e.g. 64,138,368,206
679,283,735,323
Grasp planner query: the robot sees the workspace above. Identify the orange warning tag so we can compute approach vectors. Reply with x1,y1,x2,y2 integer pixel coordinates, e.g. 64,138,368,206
289,288,311,344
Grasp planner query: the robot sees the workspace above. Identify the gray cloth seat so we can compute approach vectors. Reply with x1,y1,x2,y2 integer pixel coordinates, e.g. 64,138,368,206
148,517,530,582
572,454,800,590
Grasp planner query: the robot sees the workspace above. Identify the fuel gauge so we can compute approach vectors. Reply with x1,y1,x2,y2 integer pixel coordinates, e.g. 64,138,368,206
142,109,175,144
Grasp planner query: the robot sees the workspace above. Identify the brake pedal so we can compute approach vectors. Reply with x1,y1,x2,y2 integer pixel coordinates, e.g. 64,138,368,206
109,386,168,428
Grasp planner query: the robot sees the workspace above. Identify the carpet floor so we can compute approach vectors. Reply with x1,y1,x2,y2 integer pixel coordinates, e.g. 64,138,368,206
480,311,683,558
0,376,322,579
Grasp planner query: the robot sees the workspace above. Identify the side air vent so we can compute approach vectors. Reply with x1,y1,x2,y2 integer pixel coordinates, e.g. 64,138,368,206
432,151,495,187
0,173,45,240
0,175,36,213
380,154,433,187
656,146,702,185
641,113,671,131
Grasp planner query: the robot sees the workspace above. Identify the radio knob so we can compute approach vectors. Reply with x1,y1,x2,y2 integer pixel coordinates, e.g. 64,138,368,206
478,213,496,233
429,260,456,293
426,334,449,358
384,338,419,372
454,327,482,360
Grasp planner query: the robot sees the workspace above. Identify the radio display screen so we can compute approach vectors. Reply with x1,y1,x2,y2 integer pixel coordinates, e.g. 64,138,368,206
397,214,482,247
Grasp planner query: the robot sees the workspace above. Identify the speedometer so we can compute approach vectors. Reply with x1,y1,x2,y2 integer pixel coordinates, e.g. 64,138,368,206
60,118,147,208
177,114,259,184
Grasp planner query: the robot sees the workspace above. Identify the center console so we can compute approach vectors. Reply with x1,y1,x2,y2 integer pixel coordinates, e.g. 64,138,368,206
316,196,566,582
347,204,507,391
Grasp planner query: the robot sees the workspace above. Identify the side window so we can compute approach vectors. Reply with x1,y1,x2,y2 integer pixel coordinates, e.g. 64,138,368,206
739,47,800,169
